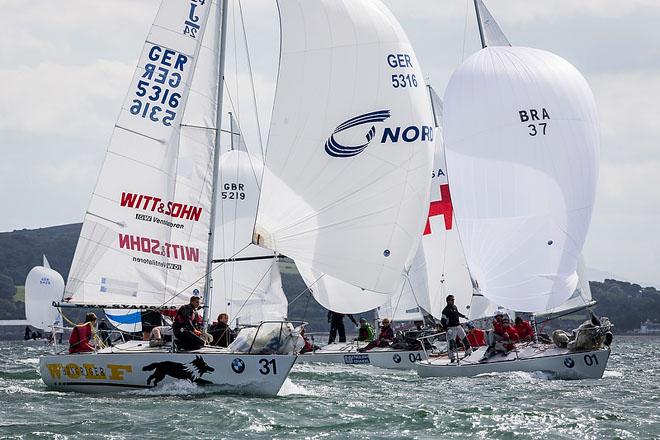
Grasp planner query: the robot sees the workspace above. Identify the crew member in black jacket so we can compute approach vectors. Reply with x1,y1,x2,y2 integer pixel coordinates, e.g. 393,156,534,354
172,295,205,351
327,311,358,344
440,294,472,362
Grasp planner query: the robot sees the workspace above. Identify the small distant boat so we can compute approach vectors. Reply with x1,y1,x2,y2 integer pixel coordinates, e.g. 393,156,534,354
23,255,65,343
417,0,610,380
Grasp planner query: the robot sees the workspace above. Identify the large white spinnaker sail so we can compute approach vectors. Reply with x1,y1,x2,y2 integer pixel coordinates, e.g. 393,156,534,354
208,149,287,325
255,0,435,297
65,1,218,307
379,86,475,322
443,15,599,312
25,255,64,331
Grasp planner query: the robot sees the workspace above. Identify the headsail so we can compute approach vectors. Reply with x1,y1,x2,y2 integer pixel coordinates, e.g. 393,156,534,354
443,9,599,312
255,0,434,295
473,0,511,48
537,256,595,318
379,86,475,321
65,1,218,307
208,149,287,325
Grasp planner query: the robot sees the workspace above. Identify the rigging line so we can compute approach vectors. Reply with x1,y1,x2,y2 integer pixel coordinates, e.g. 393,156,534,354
238,0,265,157
288,272,323,306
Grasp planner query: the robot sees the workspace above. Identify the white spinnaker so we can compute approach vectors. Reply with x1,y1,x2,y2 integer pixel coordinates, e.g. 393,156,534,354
255,0,434,295
25,256,64,331
65,1,217,307
443,46,599,313
208,150,287,325
297,264,392,315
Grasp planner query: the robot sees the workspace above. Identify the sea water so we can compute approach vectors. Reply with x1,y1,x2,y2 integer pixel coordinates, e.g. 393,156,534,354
0,336,658,439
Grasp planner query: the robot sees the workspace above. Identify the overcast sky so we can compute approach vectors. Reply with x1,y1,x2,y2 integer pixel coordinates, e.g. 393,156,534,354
1,0,659,286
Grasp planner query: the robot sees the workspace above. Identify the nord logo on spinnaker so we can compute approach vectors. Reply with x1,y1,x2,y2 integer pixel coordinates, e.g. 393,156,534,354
325,110,391,158
325,110,433,158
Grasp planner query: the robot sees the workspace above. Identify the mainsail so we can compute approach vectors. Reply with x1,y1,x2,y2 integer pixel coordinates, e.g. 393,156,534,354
209,149,287,325
443,1,600,313
255,0,435,296
65,1,218,307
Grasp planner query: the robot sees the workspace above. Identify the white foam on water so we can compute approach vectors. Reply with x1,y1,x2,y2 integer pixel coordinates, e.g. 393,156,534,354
124,380,207,397
475,370,552,381
277,378,317,396
603,370,623,378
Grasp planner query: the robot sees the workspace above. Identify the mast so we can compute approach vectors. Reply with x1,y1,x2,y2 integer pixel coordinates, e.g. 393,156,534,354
204,0,230,329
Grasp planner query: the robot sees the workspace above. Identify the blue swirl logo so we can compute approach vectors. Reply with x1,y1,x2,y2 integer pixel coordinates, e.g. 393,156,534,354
325,110,391,158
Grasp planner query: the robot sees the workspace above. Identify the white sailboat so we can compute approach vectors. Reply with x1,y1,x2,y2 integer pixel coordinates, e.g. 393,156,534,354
39,0,299,395
24,255,65,341
39,0,436,394
417,0,610,380
297,85,462,370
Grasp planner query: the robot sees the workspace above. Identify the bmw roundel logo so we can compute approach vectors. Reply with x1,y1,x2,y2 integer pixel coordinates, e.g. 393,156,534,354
564,357,575,368
231,358,245,374
392,354,401,363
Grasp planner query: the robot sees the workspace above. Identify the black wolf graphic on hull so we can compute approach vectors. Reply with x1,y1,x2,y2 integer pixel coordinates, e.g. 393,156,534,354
142,355,215,386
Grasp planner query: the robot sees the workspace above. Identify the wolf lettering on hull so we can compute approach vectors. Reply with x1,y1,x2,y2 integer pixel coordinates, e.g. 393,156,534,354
142,355,215,386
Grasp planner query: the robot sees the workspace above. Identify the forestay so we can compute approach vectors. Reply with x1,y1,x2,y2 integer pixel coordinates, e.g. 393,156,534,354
255,0,434,295
443,45,599,312
208,149,287,325
65,1,218,307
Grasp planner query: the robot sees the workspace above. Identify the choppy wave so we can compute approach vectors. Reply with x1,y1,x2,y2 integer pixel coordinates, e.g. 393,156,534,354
0,337,658,439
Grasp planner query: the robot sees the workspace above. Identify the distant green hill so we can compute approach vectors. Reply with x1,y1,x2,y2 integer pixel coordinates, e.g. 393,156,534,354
0,223,657,333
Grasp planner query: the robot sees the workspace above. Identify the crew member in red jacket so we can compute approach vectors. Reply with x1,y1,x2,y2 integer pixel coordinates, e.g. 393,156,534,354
499,316,519,351
514,317,535,342
69,313,97,354
465,322,486,347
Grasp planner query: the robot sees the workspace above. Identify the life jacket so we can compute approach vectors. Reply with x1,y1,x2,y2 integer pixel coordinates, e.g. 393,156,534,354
502,325,519,350
493,320,505,336
69,323,94,353
467,328,486,347
515,321,534,340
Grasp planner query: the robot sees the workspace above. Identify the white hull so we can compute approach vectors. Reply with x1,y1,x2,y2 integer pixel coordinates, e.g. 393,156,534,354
296,342,425,370
416,344,610,380
39,341,296,396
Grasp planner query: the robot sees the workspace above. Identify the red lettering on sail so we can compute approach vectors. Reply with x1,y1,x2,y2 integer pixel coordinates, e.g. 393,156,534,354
424,184,453,235
118,234,200,262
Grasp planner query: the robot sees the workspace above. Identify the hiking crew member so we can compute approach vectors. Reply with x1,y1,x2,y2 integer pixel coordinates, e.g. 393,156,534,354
327,311,358,344
357,317,375,342
514,317,535,342
69,313,97,354
358,318,394,352
173,295,205,351
209,313,234,347
440,295,472,361
465,322,487,347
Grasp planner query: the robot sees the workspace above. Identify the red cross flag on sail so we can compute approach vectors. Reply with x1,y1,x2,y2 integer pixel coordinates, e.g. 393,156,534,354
424,184,453,235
